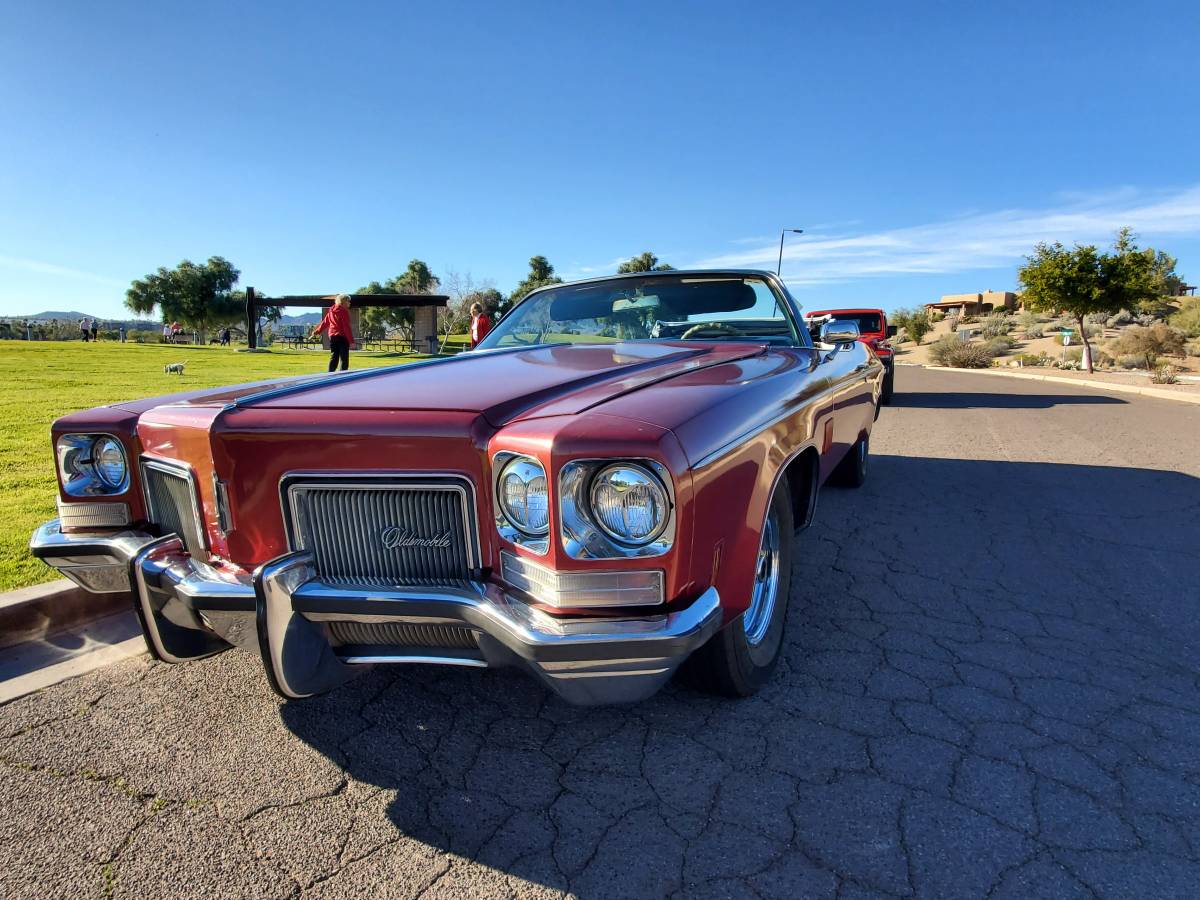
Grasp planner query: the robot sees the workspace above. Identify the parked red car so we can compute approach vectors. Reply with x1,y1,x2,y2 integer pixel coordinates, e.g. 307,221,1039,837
32,271,883,705
806,308,896,403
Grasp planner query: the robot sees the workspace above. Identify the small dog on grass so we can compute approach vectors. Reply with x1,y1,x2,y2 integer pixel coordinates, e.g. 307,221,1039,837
164,362,186,375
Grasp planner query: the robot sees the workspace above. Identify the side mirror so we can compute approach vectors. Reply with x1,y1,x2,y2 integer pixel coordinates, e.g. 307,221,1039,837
887,324,898,337
820,320,861,347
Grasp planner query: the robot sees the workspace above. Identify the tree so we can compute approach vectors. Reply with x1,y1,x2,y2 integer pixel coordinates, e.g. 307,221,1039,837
503,255,562,315
358,259,441,341
1018,229,1158,373
891,307,932,345
616,252,674,274
125,257,242,341
441,269,504,349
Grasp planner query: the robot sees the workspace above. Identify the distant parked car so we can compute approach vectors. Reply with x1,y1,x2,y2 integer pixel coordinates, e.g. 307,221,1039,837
32,270,883,705
806,308,896,403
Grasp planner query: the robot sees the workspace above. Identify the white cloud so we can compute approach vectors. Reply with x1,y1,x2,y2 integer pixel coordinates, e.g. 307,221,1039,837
0,254,125,288
692,185,1200,285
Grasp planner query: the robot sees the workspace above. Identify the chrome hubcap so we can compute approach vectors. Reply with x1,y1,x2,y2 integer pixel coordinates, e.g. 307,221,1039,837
743,510,781,646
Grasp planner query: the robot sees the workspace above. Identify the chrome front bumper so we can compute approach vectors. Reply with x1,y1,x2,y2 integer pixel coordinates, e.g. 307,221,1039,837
30,520,721,705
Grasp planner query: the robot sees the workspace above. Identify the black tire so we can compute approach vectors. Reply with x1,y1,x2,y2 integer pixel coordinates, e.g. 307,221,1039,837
684,481,794,697
831,434,869,488
881,367,895,404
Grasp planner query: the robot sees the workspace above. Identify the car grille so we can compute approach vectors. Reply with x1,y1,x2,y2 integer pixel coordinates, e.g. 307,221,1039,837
326,621,479,649
284,477,478,587
142,461,207,556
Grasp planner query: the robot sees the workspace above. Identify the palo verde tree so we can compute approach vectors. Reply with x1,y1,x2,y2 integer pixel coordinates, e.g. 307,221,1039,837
890,307,932,345
359,259,440,341
616,252,674,274
125,256,242,342
1018,229,1158,373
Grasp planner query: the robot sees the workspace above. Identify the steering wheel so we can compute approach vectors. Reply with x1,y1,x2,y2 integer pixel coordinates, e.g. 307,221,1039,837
680,322,742,341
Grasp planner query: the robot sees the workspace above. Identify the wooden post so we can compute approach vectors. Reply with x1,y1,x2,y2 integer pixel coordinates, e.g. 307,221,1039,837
246,287,257,349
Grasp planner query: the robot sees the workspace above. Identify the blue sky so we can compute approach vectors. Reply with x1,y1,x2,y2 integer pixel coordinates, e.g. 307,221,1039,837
2,1,1198,320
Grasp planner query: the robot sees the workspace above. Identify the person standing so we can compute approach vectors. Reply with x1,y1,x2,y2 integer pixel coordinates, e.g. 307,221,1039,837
118,324,126,343
161,322,171,343
90,320,99,342
469,302,492,348
309,293,354,372
79,318,90,342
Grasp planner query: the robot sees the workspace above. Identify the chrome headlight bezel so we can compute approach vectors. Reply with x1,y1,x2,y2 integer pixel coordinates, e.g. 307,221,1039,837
56,433,131,496
493,452,551,553
588,463,671,546
559,459,676,560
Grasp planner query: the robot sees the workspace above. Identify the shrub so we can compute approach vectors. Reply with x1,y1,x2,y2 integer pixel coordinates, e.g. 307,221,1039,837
1016,352,1052,367
1150,365,1179,384
1107,324,1187,364
1135,313,1159,327
960,315,978,324
1093,350,1115,368
1084,311,1109,325
1082,323,1103,339
1118,353,1150,369
1018,310,1040,329
1024,323,1044,339
929,336,994,368
979,313,1011,338
985,335,1017,355
1106,309,1134,328
948,317,959,333
1169,299,1200,338
1185,339,1200,358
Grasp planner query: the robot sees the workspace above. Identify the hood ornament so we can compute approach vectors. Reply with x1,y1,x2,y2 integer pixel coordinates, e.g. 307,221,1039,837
380,526,452,550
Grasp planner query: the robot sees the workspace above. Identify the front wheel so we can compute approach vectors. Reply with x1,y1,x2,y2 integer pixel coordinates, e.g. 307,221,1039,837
881,367,895,404
831,434,869,488
684,482,794,697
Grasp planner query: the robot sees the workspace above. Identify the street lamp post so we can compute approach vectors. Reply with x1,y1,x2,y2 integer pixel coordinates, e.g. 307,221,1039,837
777,228,804,275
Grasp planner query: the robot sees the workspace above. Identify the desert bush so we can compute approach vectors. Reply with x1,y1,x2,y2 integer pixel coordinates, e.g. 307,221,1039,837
1135,313,1159,327
979,313,1011,338
1118,353,1150,369
1150,365,1179,384
960,315,978,324
947,317,959,333
929,336,994,368
1107,324,1187,364
1023,323,1044,339
1169,299,1200,338
1084,311,1109,325
1015,352,1052,367
1106,309,1134,328
985,335,1017,355
1093,350,1116,368
1082,323,1103,339
1185,339,1200,358
1018,310,1039,329
891,308,931,345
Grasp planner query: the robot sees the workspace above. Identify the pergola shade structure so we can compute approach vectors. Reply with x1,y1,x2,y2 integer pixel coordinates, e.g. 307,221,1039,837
244,287,450,350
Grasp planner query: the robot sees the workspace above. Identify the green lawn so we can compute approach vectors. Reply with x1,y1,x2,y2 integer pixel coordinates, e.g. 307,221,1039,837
0,340,424,592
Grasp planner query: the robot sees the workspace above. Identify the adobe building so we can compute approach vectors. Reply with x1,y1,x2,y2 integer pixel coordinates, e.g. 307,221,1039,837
925,290,1018,317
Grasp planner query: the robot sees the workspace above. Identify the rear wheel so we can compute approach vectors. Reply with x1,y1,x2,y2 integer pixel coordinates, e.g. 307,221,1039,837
832,434,869,488
685,482,794,697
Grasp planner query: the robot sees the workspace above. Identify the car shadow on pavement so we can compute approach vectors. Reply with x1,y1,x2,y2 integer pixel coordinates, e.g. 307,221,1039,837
889,391,1126,409
277,455,1200,898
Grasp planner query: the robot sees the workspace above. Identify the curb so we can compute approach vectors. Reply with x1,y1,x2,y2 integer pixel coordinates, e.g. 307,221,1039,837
0,580,131,650
898,363,1200,405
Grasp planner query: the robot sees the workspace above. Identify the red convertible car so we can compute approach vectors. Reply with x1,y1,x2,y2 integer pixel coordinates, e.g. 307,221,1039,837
32,270,883,704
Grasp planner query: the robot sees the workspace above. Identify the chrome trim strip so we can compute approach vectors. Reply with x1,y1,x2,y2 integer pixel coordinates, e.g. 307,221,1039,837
339,655,488,668
140,456,209,554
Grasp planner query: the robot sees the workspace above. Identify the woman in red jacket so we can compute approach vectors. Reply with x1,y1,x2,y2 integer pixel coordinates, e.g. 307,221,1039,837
310,294,354,371
469,302,492,349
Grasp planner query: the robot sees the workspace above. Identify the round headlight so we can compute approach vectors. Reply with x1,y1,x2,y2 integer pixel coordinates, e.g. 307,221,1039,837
92,437,127,488
498,456,549,536
588,464,670,545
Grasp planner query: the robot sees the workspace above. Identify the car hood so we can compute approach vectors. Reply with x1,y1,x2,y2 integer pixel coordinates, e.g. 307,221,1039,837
169,342,767,426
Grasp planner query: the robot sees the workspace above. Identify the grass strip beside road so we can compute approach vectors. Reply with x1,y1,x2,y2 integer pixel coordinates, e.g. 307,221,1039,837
0,341,423,592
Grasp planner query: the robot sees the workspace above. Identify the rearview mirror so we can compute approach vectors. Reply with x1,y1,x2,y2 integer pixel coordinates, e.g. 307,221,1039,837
820,320,860,346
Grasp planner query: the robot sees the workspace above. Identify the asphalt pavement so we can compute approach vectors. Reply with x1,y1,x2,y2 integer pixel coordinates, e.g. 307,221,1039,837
2,366,1199,899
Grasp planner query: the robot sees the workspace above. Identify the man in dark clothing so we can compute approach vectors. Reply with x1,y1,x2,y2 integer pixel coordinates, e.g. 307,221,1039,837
90,320,99,342
309,293,354,372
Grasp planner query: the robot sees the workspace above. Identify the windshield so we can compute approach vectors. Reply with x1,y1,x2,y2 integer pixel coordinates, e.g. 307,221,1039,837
808,312,882,334
477,275,800,349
